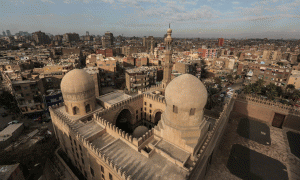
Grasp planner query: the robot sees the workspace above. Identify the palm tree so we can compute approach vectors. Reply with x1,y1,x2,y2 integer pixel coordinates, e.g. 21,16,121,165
265,83,278,100
244,85,252,94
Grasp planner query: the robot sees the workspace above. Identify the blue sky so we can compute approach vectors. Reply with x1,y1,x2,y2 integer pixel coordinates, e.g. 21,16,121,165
1,0,300,38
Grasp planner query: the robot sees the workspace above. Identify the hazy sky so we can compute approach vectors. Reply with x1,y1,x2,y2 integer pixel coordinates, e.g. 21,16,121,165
1,0,300,39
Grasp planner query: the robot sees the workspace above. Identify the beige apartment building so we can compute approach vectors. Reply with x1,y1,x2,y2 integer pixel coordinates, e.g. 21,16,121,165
125,66,157,92
287,70,300,89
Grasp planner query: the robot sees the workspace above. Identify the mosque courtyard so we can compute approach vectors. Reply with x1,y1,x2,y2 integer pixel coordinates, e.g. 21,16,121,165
205,115,300,180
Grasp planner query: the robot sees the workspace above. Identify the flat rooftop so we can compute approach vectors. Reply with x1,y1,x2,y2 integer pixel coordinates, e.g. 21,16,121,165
97,91,132,107
0,164,19,180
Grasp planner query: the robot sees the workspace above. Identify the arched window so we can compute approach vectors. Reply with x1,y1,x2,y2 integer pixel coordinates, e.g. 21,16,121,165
73,106,79,115
173,105,178,113
190,108,196,116
85,104,91,113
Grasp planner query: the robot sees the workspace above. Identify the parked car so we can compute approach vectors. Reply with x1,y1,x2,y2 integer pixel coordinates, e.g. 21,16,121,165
34,117,42,122
1,112,8,117
8,120,19,125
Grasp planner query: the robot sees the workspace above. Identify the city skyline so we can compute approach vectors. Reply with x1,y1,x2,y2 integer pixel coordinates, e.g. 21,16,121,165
1,0,300,39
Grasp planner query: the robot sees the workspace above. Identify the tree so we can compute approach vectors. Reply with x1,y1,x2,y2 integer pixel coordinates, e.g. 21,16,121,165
244,85,252,94
291,89,300,101
226,74,234,83
286,84,295,91
265,83,278,100
214,77,222,85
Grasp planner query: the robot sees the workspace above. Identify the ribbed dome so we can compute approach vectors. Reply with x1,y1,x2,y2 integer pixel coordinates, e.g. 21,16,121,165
165,74,207,111
61,69,95,94
132,126,148,138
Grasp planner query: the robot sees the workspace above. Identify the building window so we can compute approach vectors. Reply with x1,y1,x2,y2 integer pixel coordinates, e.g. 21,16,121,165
73,106,79,115
144,108,146,111
85,104,91,113
82,158,84,164
101,165,104,173
136,110,138,114
141,108,142,111
102,174,105,180
190,108,196,116
141,113,143,118
109,173,113,180
173,105,178,113
74,140,76,146
150,110,152,113
150,104,152,108
77,153,79,159
136,115,138,120
90,167,95,176
144,102,147,105
84,171,87,177
79,145,82,151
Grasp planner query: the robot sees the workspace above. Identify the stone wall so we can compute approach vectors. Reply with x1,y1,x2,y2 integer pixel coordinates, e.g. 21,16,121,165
232,94,300,130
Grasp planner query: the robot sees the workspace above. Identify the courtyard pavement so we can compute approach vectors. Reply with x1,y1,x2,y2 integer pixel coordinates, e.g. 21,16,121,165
205,117,300,180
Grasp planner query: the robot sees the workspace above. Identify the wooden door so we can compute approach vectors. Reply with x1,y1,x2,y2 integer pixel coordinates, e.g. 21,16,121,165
272,113,285,128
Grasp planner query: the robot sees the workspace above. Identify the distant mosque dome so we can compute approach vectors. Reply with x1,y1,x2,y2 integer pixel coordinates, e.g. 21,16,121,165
132,126,149,138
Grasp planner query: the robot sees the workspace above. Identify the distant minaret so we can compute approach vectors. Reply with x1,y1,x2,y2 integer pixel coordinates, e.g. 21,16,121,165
150,38,154,55
162,25,173,88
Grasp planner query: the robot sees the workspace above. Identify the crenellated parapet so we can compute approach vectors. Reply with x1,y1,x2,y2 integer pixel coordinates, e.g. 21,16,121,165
193,95,235,169
96,94,144,117
234,94,300,115
143,93,166,104
50,106,133,180
94,114,155,148
138,84,163,94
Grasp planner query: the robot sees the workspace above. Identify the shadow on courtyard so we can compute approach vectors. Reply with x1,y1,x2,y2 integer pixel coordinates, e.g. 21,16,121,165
237,118,271,145
227,144,288,180
286,131,300,159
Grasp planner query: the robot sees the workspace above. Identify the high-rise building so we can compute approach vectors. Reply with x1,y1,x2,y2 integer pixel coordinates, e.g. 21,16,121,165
2,31,6,36
86,31,89,36
6,30,12,36
32,31,51,45
218,38,224,46
63,33,80,42
102,31,114,48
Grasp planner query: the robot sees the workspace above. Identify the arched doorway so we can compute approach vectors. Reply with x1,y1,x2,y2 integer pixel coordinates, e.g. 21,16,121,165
73,106,79,115
154,111,162,125
116,109,132,133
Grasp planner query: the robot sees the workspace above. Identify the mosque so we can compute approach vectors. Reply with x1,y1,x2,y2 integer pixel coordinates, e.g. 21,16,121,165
49,28,235,180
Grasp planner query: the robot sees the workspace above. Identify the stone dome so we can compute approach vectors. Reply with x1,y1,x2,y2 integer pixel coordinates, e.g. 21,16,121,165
167,28,172,34
132,126,149,138
165,74,207,111
61,69,95,94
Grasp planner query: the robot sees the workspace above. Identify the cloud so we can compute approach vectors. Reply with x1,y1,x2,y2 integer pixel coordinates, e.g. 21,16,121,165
41,0,55,3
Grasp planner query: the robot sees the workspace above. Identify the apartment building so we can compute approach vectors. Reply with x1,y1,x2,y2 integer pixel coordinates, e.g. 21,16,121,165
125,66,157,91
243,63,291,87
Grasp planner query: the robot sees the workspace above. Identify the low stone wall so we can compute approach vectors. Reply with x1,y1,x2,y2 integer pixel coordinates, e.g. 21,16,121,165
232,94,300,131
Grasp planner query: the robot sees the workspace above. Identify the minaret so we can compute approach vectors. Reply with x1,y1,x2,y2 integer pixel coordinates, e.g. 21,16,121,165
150,39,154,55
162,25,173,88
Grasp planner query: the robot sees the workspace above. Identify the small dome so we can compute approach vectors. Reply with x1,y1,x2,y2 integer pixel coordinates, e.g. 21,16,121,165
61,69,95,94
165,74,207,111
167,28,172,34
132,126,148,138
